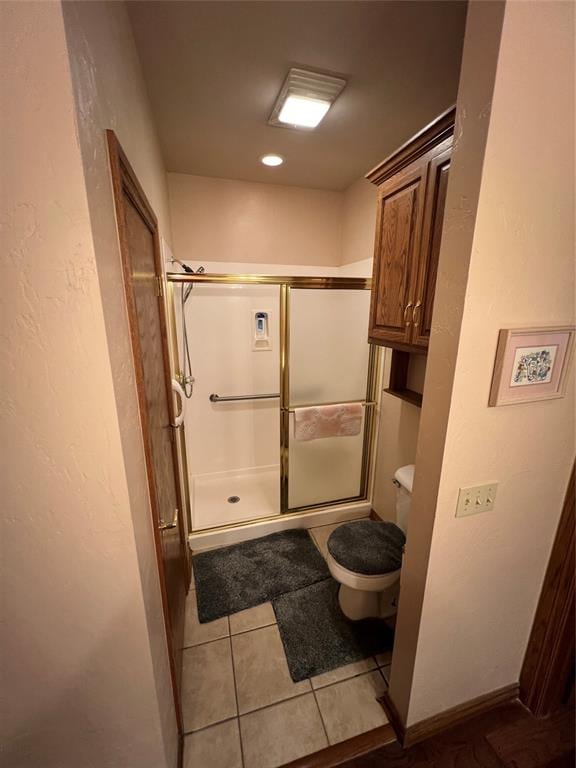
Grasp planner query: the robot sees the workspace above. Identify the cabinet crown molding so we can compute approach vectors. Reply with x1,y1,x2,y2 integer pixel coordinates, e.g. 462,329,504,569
366,106,456,186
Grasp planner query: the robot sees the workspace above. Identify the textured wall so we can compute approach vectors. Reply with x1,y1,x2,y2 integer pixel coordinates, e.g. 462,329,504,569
341,177,378,266
61,1,178,762
372,352,423,522
168,172,343,267
390,0,575,725
1,2,174,766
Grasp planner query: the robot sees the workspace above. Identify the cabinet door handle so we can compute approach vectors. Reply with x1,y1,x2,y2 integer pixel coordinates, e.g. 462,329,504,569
412,300,422,327
404,302,413,326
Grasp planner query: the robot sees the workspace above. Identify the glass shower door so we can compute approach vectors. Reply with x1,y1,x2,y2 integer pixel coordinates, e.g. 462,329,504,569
284,287,375,511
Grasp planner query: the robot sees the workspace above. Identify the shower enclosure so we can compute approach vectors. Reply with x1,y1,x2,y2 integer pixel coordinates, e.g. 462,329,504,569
167,273,380,533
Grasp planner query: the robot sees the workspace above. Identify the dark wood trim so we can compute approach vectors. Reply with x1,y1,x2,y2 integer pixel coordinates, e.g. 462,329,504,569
377,691,406,745
380,684,519,749
282,724,396,768
384,349,423,408
366,106,456,186
520,462,575,717
106,130,185,734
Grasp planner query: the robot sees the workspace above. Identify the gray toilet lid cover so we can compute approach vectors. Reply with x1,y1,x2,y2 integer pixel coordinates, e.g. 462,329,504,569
327,520,405,575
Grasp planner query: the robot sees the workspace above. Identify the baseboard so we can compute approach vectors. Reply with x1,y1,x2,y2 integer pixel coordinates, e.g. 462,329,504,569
379,683,520,749
281,723,396,767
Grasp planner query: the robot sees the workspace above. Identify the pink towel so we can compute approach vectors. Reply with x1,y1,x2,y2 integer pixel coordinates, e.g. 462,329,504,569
293,403,363,442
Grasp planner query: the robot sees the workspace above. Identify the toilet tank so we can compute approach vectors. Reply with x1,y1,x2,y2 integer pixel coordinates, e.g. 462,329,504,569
393,464,415,534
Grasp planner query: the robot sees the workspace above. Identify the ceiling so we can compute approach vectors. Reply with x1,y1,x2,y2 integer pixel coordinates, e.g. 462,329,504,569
128,1,467,191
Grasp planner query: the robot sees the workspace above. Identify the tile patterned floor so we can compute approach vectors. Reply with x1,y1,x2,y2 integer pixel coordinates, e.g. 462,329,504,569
183,520,391,768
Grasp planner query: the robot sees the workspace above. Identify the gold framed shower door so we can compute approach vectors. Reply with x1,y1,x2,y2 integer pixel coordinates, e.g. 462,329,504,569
166,272,381,530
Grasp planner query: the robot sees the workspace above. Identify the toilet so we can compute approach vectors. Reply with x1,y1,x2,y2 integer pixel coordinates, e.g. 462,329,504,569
326,464,414,621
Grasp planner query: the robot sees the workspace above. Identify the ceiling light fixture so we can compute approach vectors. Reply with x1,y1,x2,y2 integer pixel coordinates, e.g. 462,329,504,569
261,154,284,167
269,68,346,130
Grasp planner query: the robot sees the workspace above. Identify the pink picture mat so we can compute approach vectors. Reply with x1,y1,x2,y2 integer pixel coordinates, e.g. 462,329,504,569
490,327,574,406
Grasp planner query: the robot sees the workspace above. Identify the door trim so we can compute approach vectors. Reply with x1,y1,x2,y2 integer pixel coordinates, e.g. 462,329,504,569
520,462,575,716
106,130,185,733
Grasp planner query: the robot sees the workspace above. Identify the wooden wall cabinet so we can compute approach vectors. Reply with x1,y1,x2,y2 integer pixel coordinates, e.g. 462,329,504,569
366,107,455,353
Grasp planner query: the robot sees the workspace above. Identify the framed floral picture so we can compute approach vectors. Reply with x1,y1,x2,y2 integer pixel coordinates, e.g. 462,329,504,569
489,326,575,406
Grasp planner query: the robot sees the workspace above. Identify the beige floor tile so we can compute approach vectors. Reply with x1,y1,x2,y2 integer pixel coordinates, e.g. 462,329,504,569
229,602,276,635
183,719,242,768
182,639,237,732
184,589,229,648
375,649,393,667
310,656,377,689
309,518,368,559
309,522,346,558
314,670,388,745
381,663,392,684
232,624,310,714
240,693,328,768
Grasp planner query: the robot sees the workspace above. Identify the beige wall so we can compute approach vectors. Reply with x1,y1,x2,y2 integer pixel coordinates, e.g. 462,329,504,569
372,355,425,521
390,0,575,725
61,0,178,761
1,2,175,766
63,0,171,239
341,177,378,266
168,172,343,267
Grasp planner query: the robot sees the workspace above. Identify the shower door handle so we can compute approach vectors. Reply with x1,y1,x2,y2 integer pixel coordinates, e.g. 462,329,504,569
159,508,179,531
171,378,185,427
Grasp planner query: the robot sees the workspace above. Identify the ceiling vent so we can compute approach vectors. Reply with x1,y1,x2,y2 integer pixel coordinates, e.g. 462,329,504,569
268,68,347,130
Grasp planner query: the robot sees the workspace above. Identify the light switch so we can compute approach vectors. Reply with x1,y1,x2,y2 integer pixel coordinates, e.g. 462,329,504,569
455,483,498,517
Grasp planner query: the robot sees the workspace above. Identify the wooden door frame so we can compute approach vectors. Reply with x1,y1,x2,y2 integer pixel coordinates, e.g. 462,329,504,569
106,130,188,734
520,462,575,716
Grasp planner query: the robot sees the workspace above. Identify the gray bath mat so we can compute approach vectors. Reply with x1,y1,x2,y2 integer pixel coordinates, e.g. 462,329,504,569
273,578,394,682
193,529,330,623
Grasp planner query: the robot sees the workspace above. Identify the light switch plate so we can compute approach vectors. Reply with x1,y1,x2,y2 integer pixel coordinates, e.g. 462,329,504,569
456,483,498,517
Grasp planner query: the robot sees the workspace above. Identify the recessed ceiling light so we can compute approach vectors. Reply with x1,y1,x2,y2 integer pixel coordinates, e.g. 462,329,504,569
261,154,284,167
269,68,346,130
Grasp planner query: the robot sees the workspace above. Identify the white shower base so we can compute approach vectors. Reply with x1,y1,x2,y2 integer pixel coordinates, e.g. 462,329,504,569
192,465,280,531
190,463,371,550
189,500,371,551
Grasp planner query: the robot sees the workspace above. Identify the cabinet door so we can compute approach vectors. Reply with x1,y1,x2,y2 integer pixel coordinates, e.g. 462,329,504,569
411,139,452,349
368,157,428,348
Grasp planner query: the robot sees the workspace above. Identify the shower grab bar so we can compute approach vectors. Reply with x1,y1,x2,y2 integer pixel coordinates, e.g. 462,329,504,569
209,392,280,403
209,393,377,408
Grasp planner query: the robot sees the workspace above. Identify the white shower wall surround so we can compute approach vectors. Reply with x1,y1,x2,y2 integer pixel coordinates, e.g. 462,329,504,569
186,282,280,477
168,259,375,532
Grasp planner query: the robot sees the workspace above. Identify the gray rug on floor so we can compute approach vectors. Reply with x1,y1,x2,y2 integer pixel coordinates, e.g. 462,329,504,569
273,578,394,682
193,529,330,623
